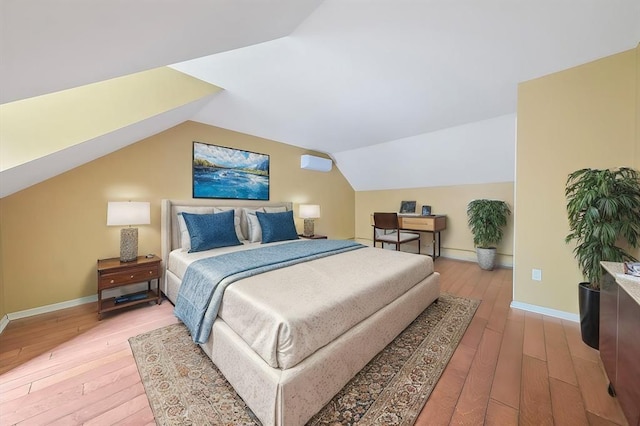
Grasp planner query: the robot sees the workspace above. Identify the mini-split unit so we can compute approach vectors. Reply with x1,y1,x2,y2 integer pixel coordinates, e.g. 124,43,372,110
300,155,332,172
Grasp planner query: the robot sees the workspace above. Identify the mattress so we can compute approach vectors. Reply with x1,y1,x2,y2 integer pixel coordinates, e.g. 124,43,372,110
168,242,434,369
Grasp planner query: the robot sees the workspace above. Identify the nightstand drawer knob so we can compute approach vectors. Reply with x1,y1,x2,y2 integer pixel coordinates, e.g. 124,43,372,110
130,275,134,279
110,279,114,284
149,271,152,274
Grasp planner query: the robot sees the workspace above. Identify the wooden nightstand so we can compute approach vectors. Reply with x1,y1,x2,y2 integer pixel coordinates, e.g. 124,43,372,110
298,234,328,239
97,255,162,319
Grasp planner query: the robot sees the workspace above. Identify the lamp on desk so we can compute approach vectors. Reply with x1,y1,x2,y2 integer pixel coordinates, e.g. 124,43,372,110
299,204,320,237
107,201,150,262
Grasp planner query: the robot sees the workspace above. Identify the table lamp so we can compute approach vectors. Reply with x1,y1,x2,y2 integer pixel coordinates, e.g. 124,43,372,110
107,201,151,262
299,204,320,237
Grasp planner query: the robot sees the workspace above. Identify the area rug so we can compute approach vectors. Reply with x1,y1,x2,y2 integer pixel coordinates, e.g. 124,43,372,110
129,293,478,425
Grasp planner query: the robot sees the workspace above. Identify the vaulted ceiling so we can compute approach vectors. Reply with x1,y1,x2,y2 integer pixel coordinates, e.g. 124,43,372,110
1,0,639,197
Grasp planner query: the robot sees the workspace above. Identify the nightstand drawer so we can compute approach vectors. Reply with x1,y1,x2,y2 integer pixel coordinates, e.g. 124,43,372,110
99,265,160,289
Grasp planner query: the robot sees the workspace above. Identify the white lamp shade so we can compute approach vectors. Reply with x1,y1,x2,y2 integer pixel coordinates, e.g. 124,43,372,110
107,202,151,226
299,204,320,219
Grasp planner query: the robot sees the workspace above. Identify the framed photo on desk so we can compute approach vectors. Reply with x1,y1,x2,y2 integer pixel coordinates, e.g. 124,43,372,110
400,201,416,213
422,205,431,216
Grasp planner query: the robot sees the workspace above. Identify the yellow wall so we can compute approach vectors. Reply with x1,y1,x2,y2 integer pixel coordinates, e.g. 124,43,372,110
0,121,354,313
0,67,220,172
637,45,640,252
0,222,5,320
636,44,640,260
514,47,639,314
355,182,514,265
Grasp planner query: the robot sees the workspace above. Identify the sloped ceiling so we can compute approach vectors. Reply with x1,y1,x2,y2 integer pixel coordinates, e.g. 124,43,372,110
175,0,640,154
0,0,323,104
1,0,639,197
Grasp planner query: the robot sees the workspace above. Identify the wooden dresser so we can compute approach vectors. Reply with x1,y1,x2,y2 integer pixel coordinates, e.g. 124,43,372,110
600,262,640,426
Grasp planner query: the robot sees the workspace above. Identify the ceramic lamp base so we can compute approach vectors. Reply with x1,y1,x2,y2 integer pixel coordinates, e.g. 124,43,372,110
303,219,315,237
120,227,138,262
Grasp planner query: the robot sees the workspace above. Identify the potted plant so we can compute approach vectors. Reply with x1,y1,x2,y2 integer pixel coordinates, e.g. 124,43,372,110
466,199,511,270
565,167,640,349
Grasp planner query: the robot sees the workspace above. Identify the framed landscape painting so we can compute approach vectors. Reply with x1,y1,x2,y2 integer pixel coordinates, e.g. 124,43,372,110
192,142,270,200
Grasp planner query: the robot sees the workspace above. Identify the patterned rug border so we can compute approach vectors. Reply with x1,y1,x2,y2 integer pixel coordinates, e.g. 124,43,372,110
130,293,479,425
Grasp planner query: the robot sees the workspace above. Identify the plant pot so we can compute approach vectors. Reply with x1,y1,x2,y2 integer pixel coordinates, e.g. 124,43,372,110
578,282,600,349
476,247,497,270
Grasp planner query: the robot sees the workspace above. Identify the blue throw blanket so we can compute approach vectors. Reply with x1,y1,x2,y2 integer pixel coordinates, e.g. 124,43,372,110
174,239,365,344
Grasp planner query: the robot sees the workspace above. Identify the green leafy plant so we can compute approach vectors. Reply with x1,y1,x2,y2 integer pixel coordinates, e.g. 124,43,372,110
466,199,511,248
565,167,640,289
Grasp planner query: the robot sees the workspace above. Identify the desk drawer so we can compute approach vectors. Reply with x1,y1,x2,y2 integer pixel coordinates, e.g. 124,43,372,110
401,218,436,231
400,216,446,231
99,265,160,289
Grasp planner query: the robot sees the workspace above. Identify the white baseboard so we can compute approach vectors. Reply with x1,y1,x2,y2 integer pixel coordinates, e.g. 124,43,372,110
3,282,154,326
355,238,514,268
7,295,98,321
510,301,579,323
441,248,513,269
0,314,9,334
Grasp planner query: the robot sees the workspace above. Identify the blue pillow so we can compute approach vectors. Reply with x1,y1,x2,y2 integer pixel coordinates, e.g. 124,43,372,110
256,210,300,244
181,210,242,252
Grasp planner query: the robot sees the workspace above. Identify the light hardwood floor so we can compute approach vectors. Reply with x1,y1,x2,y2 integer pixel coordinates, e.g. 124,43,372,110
0,258,628,425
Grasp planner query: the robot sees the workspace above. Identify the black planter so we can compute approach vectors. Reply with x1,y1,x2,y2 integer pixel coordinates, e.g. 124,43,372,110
578,282,600,349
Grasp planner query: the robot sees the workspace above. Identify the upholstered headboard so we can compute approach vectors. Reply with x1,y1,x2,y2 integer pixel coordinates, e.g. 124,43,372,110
160,199,293,269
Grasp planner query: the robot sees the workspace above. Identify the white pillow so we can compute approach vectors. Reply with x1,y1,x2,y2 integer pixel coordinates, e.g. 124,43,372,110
264,206,287,213
243,208,266,242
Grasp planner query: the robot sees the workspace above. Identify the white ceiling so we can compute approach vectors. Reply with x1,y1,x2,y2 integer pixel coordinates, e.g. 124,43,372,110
173,0,640,153
1,0,639,196
0,0,323,104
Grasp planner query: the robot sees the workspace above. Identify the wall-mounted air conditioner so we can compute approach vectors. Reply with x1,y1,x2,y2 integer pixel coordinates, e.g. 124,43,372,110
300,155,332,172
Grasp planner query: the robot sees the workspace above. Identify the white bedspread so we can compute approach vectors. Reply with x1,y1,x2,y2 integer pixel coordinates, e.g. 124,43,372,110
168,243,434,369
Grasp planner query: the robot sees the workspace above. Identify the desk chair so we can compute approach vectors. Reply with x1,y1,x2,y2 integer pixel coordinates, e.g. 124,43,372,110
372,212,421,254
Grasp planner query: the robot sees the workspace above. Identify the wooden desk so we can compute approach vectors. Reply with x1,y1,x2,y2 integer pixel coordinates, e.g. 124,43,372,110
398,215,446,258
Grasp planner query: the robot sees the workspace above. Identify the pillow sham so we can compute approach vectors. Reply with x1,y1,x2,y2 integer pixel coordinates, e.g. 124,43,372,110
256,210,300,244
243,208,266,242
181,210,242,252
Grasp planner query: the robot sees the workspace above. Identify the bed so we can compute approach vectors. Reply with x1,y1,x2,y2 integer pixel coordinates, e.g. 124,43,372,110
160,199,440,425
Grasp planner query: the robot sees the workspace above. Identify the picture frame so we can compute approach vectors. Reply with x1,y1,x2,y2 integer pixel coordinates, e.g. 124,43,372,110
399,201,416,213
422,205,432,216
192,141,270,200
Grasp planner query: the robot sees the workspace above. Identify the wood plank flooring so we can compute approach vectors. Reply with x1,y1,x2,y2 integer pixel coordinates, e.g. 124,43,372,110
0,258,628,425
